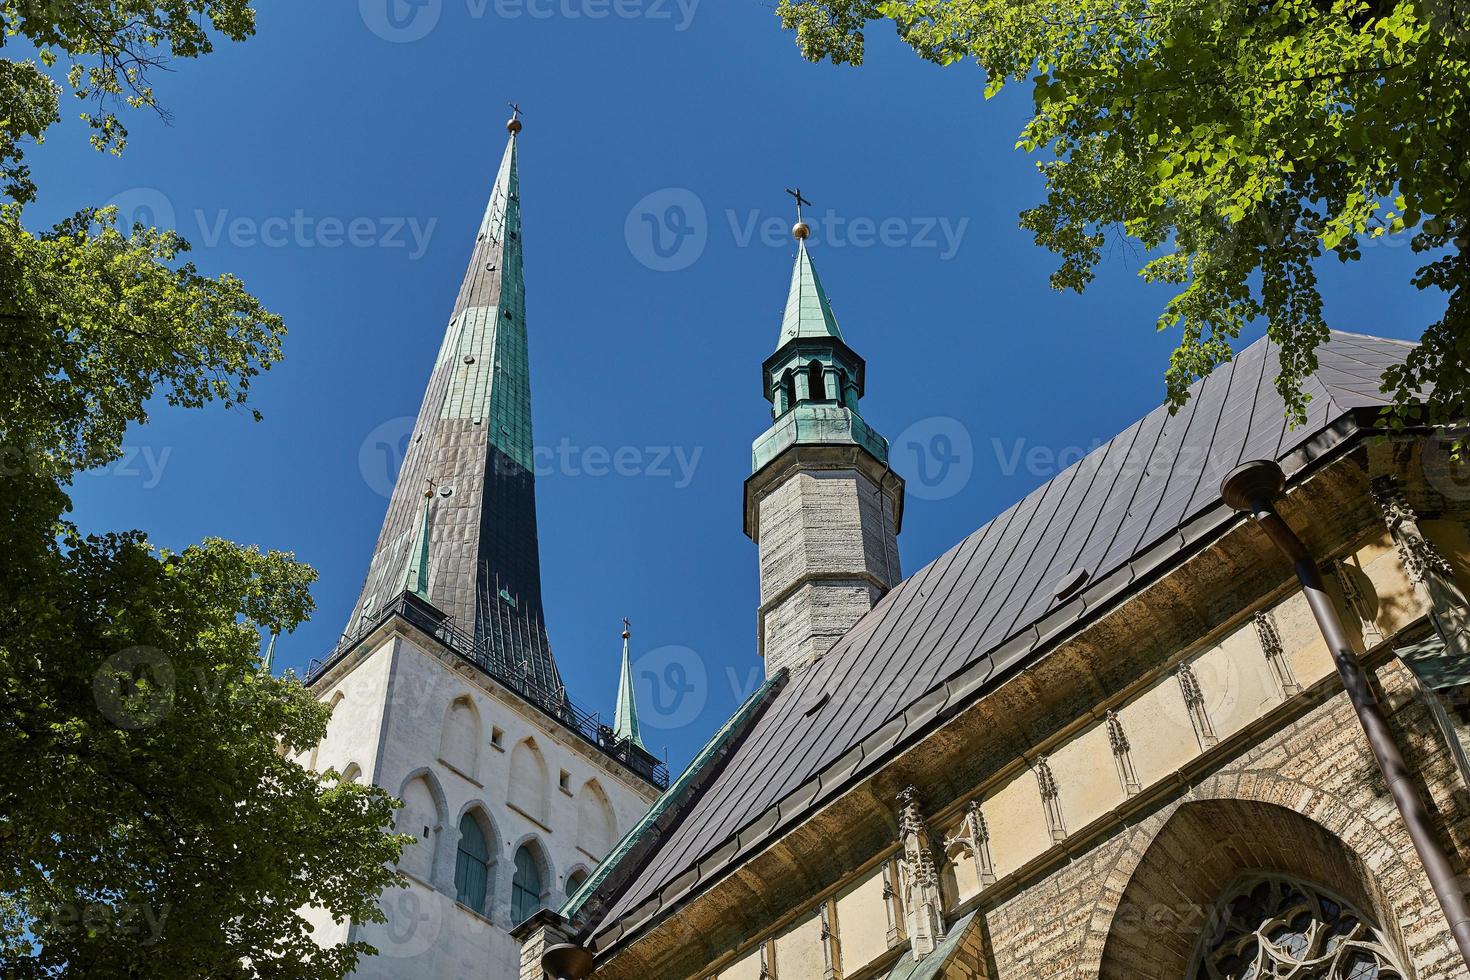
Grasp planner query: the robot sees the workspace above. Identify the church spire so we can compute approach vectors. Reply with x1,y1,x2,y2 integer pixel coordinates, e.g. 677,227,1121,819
344,112,564,703
613,620,644,749
778,188,844,345
744,191,905,676
778,239,844,345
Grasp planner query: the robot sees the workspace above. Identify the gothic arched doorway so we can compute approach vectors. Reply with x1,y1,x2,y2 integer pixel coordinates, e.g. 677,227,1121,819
1097,799,1412,980
1190,875,1407,980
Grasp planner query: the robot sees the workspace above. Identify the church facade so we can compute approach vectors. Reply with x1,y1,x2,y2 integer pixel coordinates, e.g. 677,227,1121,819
296,120,665,979
515,216,1470,979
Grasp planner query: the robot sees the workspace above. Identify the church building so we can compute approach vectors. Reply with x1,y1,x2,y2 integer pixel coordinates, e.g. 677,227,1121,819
295,116,666,979
514,206,1470,976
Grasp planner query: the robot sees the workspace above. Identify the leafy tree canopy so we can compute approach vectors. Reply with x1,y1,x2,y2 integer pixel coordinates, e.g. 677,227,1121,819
777,0,1469,425
2,0,261,204
1,4,410,976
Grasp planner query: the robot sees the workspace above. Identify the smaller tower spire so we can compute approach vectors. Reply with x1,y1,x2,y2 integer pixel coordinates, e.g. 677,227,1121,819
402,481,434,601
613,618,645,749
260,631,277,673
744,189,905,676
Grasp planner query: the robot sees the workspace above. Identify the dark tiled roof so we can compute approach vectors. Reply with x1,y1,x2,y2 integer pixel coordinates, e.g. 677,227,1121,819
588,331,1414,945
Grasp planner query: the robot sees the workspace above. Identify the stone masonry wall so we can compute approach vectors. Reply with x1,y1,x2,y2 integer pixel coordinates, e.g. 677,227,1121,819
980,656,1470,980
757,467,900,676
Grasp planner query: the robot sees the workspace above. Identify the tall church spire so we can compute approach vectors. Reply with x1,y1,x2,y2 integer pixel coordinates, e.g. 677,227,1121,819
345,115,563,703
613,620,644,749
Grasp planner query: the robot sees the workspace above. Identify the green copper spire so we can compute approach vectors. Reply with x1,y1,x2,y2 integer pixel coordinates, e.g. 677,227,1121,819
777,239,843,346
613,620,644,749
402,488,432,601
750,216,888,474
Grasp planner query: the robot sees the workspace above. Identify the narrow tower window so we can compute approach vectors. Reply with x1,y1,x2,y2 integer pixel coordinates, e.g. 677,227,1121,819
781,370,796,412
454,813,490,912
808,360,826,401
511,844,544,924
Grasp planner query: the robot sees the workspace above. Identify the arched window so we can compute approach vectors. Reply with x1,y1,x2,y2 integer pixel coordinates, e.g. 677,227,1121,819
439,696,480,779
340,763,363,784
454,813,490,913
807,360,826,401
309,690,347,772
511,844,545,925
1190,876,1406,980
780,370,795,413
509,739,549,822
565,868,589,898
395,772,444,884
576,780,616,858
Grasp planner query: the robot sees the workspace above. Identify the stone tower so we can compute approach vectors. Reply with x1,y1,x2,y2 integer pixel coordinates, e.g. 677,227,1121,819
743,226,904,677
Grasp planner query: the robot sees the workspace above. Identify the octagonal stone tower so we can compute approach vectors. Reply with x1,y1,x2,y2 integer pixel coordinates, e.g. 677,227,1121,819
743,236,904,677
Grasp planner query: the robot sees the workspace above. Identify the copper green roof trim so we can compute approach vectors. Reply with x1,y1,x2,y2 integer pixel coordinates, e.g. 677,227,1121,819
560,669,789,932
777,240,843,346
613,629,644,750
402,494,432,600
885,911,979,980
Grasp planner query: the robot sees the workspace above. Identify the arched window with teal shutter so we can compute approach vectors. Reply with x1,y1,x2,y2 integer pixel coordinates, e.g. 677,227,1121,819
511,843,543,925
454,813,489,913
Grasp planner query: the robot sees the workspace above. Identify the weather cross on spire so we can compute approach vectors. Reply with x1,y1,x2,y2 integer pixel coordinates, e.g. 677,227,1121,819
786,187,813,242
507,101,523,135
622,617,632,640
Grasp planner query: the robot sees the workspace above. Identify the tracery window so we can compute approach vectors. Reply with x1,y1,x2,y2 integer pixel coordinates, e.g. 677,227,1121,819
1191,876,1407,980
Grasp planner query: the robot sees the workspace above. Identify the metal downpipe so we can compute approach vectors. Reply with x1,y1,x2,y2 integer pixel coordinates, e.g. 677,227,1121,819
1221,459,1470,970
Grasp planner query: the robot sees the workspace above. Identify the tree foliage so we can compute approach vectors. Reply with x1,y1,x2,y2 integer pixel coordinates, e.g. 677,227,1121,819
2,0,261,204
1,3,410,976
777,0,1470,424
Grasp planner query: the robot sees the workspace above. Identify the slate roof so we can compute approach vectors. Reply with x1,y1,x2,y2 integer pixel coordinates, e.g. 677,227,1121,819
585,330,1416,949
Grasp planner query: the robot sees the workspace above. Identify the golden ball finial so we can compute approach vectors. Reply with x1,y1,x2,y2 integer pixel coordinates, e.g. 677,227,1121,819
793,221,811,241
507,117,523,135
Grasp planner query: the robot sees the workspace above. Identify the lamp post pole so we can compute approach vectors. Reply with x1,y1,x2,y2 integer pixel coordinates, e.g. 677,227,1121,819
1221,460,1470,969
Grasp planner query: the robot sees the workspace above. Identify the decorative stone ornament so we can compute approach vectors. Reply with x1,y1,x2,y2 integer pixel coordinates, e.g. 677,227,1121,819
896,786,945,960
1177,662,1220,749
1106,711,1142,796
943,799,997,887
1254,609,1302,697
1035,755,1066,843
1370,475,1454,586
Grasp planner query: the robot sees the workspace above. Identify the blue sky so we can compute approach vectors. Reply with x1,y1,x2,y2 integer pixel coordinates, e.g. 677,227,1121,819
31,1,1437,771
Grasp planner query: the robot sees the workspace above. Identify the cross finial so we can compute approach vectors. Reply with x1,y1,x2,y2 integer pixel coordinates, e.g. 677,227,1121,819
506,102,523,135
785,186,812,221
508,102,522,120
622,617,631,640
786,187,813,241
422,476,437,499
